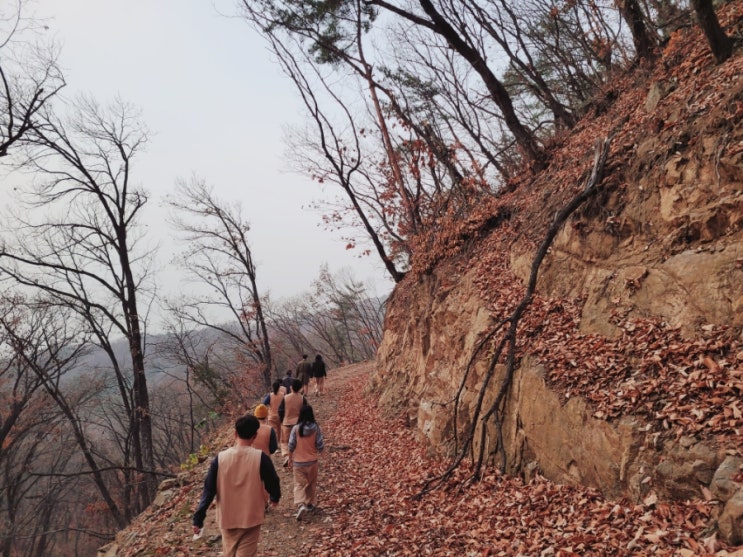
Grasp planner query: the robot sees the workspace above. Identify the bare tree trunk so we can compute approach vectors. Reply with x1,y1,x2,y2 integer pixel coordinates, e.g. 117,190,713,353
616,0,657,60
263,29,407,282
250,273,273,386
128,311,155,503
352,1,421,236
371,0,546,169
167,180,274,388
691,0,733,63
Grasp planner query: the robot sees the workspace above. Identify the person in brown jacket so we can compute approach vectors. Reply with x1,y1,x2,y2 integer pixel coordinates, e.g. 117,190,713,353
295,354,312,395
192,415,281,557
288,405,324,520
279,379,306,466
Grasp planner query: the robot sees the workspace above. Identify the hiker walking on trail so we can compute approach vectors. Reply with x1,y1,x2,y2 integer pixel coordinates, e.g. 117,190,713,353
279,379,306,465
295,354,312,395
262,380,284,447
192,415,281,557
252,404,278,457
288,404,324,520
311,354,327,395
281,370,293,394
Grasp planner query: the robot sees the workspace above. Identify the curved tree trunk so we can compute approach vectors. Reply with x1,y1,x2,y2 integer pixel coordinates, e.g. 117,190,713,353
369,0,546,170
691,0,733,63
416,0,545,169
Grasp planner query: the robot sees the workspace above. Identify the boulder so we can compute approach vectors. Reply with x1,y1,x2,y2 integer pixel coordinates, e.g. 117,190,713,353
151,489,175,508
718,490,743,546
711,456,743,503
158,477,179,491
653,442,719,500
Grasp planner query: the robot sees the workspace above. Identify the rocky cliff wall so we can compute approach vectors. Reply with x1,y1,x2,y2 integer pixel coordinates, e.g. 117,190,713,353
371,267,733,501
369,18,743,544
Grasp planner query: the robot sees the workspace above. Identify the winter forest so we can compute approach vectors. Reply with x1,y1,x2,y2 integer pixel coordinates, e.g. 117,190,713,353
1,0,738,555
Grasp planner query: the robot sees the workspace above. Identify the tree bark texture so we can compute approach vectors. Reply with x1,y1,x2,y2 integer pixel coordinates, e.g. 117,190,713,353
616,0,657,60
691,0,733,63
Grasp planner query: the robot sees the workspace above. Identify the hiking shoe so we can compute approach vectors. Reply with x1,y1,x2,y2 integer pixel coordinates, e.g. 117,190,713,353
295,504,307,520
306,504,315,512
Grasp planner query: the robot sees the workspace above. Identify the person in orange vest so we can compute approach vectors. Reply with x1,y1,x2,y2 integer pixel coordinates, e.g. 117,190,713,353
279,379,306,467
252,404,278,457
252,404,279,511
192,415,281,556
261,380,284,448
288,404,324,520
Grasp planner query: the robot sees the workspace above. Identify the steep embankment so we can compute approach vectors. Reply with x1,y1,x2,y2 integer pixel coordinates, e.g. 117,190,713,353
370,1,743,546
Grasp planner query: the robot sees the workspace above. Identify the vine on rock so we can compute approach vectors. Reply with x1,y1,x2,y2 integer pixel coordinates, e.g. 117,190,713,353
417,133,616,498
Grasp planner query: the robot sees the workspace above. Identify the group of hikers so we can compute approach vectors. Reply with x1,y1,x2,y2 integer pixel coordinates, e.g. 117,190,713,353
284,353,328,396
191,354,329,556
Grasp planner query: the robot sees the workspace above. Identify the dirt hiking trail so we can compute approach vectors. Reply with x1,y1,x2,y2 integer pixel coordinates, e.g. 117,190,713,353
195,361,372,557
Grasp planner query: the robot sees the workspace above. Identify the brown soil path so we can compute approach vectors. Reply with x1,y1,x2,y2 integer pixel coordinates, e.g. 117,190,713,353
104,362,370,557
105,359,735,556
257,361,371,556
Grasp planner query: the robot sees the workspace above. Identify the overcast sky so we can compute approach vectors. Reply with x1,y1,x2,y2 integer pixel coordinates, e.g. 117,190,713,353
29,0,393,303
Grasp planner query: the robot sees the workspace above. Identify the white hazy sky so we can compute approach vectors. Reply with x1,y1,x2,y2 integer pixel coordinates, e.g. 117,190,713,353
29,0,393,302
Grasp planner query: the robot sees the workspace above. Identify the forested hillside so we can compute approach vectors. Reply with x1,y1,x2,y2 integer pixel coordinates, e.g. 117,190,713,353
3,0,743,555
368,0,743,551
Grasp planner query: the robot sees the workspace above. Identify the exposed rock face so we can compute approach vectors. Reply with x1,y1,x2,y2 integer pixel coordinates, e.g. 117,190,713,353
372,253,742,542
370,64,743,543
372,268,728,497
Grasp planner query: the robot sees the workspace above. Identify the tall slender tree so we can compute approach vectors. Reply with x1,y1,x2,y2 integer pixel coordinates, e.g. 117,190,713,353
167,179,273,388
0,96,158,511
